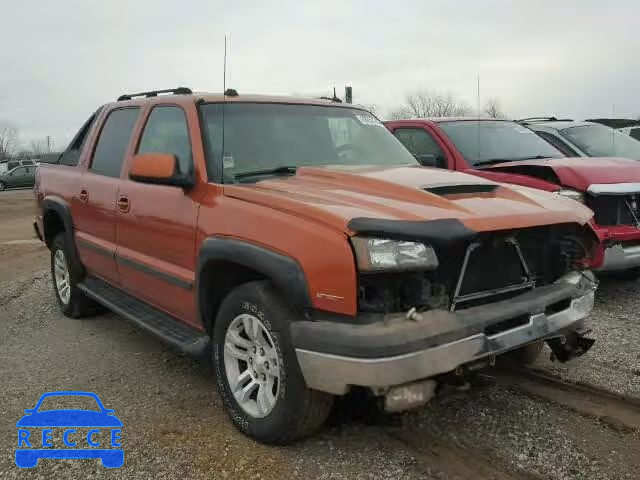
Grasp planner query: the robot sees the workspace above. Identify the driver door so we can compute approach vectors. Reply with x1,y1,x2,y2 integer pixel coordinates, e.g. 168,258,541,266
391,127,449,168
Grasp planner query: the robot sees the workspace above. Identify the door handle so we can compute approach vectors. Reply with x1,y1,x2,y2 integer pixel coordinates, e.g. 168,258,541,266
79,189,88,203
117,195,130,213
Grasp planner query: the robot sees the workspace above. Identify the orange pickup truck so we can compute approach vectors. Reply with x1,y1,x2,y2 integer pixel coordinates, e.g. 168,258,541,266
35,88,597,443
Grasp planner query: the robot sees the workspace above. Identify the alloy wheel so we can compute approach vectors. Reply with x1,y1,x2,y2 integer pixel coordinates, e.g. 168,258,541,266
53,249,71,305
223,313,281,418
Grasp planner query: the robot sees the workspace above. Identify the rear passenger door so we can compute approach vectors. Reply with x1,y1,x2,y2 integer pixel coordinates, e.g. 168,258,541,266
115,105,201,324
73,107,140,285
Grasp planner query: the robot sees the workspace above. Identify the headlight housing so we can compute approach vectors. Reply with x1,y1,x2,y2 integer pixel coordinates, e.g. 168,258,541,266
556,189,585,204
352,237,439,271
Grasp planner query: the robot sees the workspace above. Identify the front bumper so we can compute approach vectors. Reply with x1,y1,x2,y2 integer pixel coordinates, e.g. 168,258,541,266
594,242,640,272
293,272,595,395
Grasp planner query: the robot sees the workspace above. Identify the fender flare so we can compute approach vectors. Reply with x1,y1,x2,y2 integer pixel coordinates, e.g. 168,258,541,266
41,197,84,276
196,237,312,327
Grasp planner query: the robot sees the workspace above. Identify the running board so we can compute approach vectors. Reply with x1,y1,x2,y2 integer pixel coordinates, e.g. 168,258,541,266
78,276,211,358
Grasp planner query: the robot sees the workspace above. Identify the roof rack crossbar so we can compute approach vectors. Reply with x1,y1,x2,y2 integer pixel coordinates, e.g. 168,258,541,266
117,87,192,101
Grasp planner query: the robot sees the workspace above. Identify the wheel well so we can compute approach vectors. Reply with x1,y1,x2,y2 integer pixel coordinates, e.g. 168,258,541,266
199,261,267,335
43,209,65,248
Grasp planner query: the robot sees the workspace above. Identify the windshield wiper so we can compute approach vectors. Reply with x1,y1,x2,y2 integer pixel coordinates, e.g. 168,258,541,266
232,166,298,180
475,155,552,167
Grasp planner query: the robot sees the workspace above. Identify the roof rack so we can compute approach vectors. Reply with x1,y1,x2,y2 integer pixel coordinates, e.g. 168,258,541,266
117,87,192,101
517,116,573,123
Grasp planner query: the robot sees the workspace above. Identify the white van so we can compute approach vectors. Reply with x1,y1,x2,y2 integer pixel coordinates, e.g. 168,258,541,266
0,159,38,175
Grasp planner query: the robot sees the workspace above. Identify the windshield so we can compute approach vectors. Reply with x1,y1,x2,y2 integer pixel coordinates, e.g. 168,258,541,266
560,125,640,159
200,103,417,182
438,120,563,166
37,395,101,412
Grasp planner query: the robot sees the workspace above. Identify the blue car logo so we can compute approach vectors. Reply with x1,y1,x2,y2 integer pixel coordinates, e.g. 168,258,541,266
15,391,123,468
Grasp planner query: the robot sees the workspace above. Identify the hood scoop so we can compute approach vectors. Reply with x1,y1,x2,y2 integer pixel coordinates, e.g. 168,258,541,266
423,183,497,196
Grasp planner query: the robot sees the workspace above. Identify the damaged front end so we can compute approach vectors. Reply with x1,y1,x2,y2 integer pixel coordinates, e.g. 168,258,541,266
292,219,598,412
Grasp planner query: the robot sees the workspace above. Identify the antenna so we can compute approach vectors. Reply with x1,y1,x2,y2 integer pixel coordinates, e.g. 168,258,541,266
223,35,227,94
222,35,227,181
476,75,481,163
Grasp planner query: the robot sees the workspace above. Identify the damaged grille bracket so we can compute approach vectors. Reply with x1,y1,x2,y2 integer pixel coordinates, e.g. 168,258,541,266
450,237,536,312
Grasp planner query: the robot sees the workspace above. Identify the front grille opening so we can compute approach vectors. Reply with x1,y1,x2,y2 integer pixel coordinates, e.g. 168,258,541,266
587,194,640,226
455,289,529,310
484,314,530,336
545,298,571,316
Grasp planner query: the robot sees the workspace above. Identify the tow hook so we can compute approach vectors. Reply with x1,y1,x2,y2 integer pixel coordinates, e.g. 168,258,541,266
547,328,595,362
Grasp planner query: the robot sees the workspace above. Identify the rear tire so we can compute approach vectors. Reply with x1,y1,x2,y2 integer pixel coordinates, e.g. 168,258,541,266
50,233,99,318
213,280,333,444
0,181,6,191
503,340,544,365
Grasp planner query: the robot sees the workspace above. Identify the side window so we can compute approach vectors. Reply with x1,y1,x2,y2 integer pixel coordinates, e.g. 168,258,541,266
59,110,101,167
90,108,140,178
535,131,578,156
8,161,19,170
630,128,640,142
10,167,25,176
393,128,447,168
137,106,192,175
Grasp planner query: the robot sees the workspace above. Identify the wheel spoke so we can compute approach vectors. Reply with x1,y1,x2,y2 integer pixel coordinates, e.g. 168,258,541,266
256,384,271,415
224,342,249,362
228,328,251,349
242,316,260,341
237,380,258,403
231,369,252,393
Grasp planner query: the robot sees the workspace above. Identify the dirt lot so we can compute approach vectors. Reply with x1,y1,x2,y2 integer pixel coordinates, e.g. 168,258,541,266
1,189,639,479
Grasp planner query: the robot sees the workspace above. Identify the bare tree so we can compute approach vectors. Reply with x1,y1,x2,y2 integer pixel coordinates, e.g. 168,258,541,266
359,104,378,116
0,127,18,160
484,97,507,119
388,90,471,119
30,139,48,158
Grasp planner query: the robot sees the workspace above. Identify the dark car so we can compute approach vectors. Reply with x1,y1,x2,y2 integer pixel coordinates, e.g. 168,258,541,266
521,118,640,160
0,165,37,191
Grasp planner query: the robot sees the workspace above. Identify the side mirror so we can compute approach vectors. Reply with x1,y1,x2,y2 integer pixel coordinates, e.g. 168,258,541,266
129,153,194,188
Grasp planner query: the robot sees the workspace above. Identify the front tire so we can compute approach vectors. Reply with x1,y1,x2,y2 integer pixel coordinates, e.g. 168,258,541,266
213,280,333,444
50,233,99,318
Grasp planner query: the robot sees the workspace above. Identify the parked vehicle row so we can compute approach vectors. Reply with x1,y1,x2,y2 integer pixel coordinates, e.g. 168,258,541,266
386,117,640,277
0,164,37,191
35,88,598,444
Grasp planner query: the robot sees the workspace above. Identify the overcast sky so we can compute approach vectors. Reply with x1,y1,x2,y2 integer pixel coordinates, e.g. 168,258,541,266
1,0,639,151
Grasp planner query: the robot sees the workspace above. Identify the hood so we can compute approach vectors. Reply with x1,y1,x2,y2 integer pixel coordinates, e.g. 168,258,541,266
223,165,592,234
484,157,640,191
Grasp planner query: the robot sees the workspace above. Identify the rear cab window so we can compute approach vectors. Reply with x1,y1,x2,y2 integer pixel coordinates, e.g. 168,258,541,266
90,108,140,177
58,109,102,167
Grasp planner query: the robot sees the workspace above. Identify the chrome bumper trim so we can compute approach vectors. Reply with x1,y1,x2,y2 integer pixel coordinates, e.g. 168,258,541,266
296,292,594,395
595,244,640,271
587,183,640,196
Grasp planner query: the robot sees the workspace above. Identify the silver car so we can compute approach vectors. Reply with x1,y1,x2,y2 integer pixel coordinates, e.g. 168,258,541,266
520,117,640,160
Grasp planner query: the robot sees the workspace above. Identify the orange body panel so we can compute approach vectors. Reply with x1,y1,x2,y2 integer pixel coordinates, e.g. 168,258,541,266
35,93,596,328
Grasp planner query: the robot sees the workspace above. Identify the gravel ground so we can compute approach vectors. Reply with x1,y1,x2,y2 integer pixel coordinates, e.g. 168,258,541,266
532,275,640,399
2,189,640,479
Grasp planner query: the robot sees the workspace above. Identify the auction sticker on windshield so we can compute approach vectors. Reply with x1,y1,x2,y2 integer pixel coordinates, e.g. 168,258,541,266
15,391,123,468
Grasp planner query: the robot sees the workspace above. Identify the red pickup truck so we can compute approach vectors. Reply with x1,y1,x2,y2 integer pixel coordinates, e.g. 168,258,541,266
34,91,598,444
386,118,640,277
